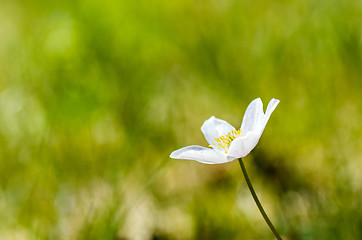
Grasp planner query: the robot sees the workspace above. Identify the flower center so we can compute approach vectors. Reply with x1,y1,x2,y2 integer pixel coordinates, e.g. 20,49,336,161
209,129,243,153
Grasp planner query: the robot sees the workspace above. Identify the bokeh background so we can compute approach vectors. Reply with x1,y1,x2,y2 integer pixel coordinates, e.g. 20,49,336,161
0,0,361,239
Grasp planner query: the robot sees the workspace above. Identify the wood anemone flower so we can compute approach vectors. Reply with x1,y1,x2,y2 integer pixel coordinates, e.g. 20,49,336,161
170,98,280,164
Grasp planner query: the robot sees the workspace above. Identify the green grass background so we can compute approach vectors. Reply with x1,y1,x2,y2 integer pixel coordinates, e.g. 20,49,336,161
0,0,361,239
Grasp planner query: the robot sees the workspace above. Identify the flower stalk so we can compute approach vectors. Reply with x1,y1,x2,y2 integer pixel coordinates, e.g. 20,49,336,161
238,158,282,240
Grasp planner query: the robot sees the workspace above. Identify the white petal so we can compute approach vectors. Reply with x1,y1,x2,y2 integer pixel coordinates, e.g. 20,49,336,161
227,98,280,159
240,98,264,134
256,98,280,135
265,98,280,124
226,131,261,160
170,145,227,164
201,116,235,145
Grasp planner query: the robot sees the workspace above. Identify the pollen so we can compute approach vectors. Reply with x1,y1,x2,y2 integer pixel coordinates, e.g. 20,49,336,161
210,129,243,153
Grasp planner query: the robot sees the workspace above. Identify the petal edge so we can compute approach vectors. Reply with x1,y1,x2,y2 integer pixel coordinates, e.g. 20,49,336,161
170,145,227,164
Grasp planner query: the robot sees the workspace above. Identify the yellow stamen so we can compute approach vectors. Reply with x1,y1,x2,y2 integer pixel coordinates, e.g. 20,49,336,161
209,128,243,152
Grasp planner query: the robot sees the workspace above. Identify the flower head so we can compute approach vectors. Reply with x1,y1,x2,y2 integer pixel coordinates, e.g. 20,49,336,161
170,98,280,164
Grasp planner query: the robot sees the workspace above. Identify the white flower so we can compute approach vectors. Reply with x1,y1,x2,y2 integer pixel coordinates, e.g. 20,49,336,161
170,98,280,164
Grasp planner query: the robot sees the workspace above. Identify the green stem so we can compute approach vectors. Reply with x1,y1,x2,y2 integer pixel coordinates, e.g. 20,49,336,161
238,158,283,240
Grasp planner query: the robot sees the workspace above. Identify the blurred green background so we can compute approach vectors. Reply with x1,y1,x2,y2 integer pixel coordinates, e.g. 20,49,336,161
0,0,361,239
